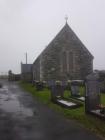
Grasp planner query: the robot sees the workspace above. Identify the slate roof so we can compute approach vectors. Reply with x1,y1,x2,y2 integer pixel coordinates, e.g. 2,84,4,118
33,22,93,64
44,23,93,58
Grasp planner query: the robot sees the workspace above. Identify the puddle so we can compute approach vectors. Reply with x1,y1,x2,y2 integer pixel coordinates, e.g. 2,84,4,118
0,86,8,93
0,98,33,117
0,92,33,117
12,85,17,88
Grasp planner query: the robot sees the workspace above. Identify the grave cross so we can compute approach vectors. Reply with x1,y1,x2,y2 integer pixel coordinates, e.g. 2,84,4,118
65,15,68,24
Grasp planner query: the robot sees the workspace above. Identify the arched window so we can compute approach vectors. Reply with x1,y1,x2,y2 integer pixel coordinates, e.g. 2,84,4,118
68,52,73,72
62,52,67,72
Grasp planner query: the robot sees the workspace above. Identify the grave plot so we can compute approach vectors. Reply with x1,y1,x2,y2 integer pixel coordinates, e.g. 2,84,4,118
50,81,82,108
85,72,105,120
35,81,44,91
70,80,85,102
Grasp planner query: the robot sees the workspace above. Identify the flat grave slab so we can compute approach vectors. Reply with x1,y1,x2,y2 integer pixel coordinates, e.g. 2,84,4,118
90,109,105,120
70,96,85,102
53,99,82,109
77,96,85,101
57,99,76,106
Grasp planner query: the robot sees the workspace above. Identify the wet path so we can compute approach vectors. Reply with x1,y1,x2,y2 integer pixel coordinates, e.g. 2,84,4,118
0,80,103,140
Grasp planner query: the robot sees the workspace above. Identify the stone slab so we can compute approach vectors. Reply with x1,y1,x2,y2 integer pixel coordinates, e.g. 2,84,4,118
78,97,85,101
57,99,76,106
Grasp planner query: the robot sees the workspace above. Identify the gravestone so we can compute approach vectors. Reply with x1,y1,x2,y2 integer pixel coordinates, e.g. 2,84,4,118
48,80,55,88
50,81,82,108
66,80,71,90
62,81,67,90
35,81,44,91
42,81,47,88
98,71,105,93
85,72,101,113
71,80,80,97
50,81,64,101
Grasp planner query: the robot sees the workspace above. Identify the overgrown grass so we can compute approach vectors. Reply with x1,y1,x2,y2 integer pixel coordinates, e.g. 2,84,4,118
20,82,105,138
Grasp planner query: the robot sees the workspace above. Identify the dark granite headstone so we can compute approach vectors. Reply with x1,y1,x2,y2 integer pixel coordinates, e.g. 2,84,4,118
85,72,101,113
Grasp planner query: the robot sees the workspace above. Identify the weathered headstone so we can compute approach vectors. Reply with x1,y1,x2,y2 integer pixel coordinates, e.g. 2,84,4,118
48,80,55,88
71,80,80,97
85,72,101,113
98,71,105,93
50,81,64,101
50,81,82,108
62,81,67,90
66,80,71,90
35,81,44,91
42,81,47,88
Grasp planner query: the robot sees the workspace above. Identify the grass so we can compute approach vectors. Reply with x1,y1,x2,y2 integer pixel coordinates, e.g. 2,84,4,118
20,82,105,138
101,94,105,105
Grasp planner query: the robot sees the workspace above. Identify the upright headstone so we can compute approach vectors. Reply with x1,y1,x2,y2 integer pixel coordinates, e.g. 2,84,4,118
71,80,80,97
42,81,47,88
50,81,64,101
66,80,71,90
62,81,67,90
98,71,105,93
48,80,55,88
85,72,101,113
48,80,56,100
35,81,44,91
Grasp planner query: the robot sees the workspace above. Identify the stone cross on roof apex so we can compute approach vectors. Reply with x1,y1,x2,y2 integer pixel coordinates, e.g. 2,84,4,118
65,15,68,24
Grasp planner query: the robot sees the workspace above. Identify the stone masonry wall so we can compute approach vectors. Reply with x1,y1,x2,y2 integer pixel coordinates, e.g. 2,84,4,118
33,23,93,81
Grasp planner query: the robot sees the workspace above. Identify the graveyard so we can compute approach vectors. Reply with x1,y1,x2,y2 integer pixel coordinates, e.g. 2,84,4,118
49,80,82,108
18,19,105,137
20,80,105,137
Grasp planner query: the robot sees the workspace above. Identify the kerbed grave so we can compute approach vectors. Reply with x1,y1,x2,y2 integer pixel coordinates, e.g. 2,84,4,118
49,81,82,108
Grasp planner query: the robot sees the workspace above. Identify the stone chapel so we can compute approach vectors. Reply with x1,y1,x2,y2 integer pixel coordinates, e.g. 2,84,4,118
32,22,93,81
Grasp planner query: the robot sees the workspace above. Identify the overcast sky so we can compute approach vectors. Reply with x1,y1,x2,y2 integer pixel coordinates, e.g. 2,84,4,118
0,0,105,74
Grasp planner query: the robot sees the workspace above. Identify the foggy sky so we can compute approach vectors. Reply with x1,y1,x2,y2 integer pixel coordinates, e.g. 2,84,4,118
0,0,105,74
